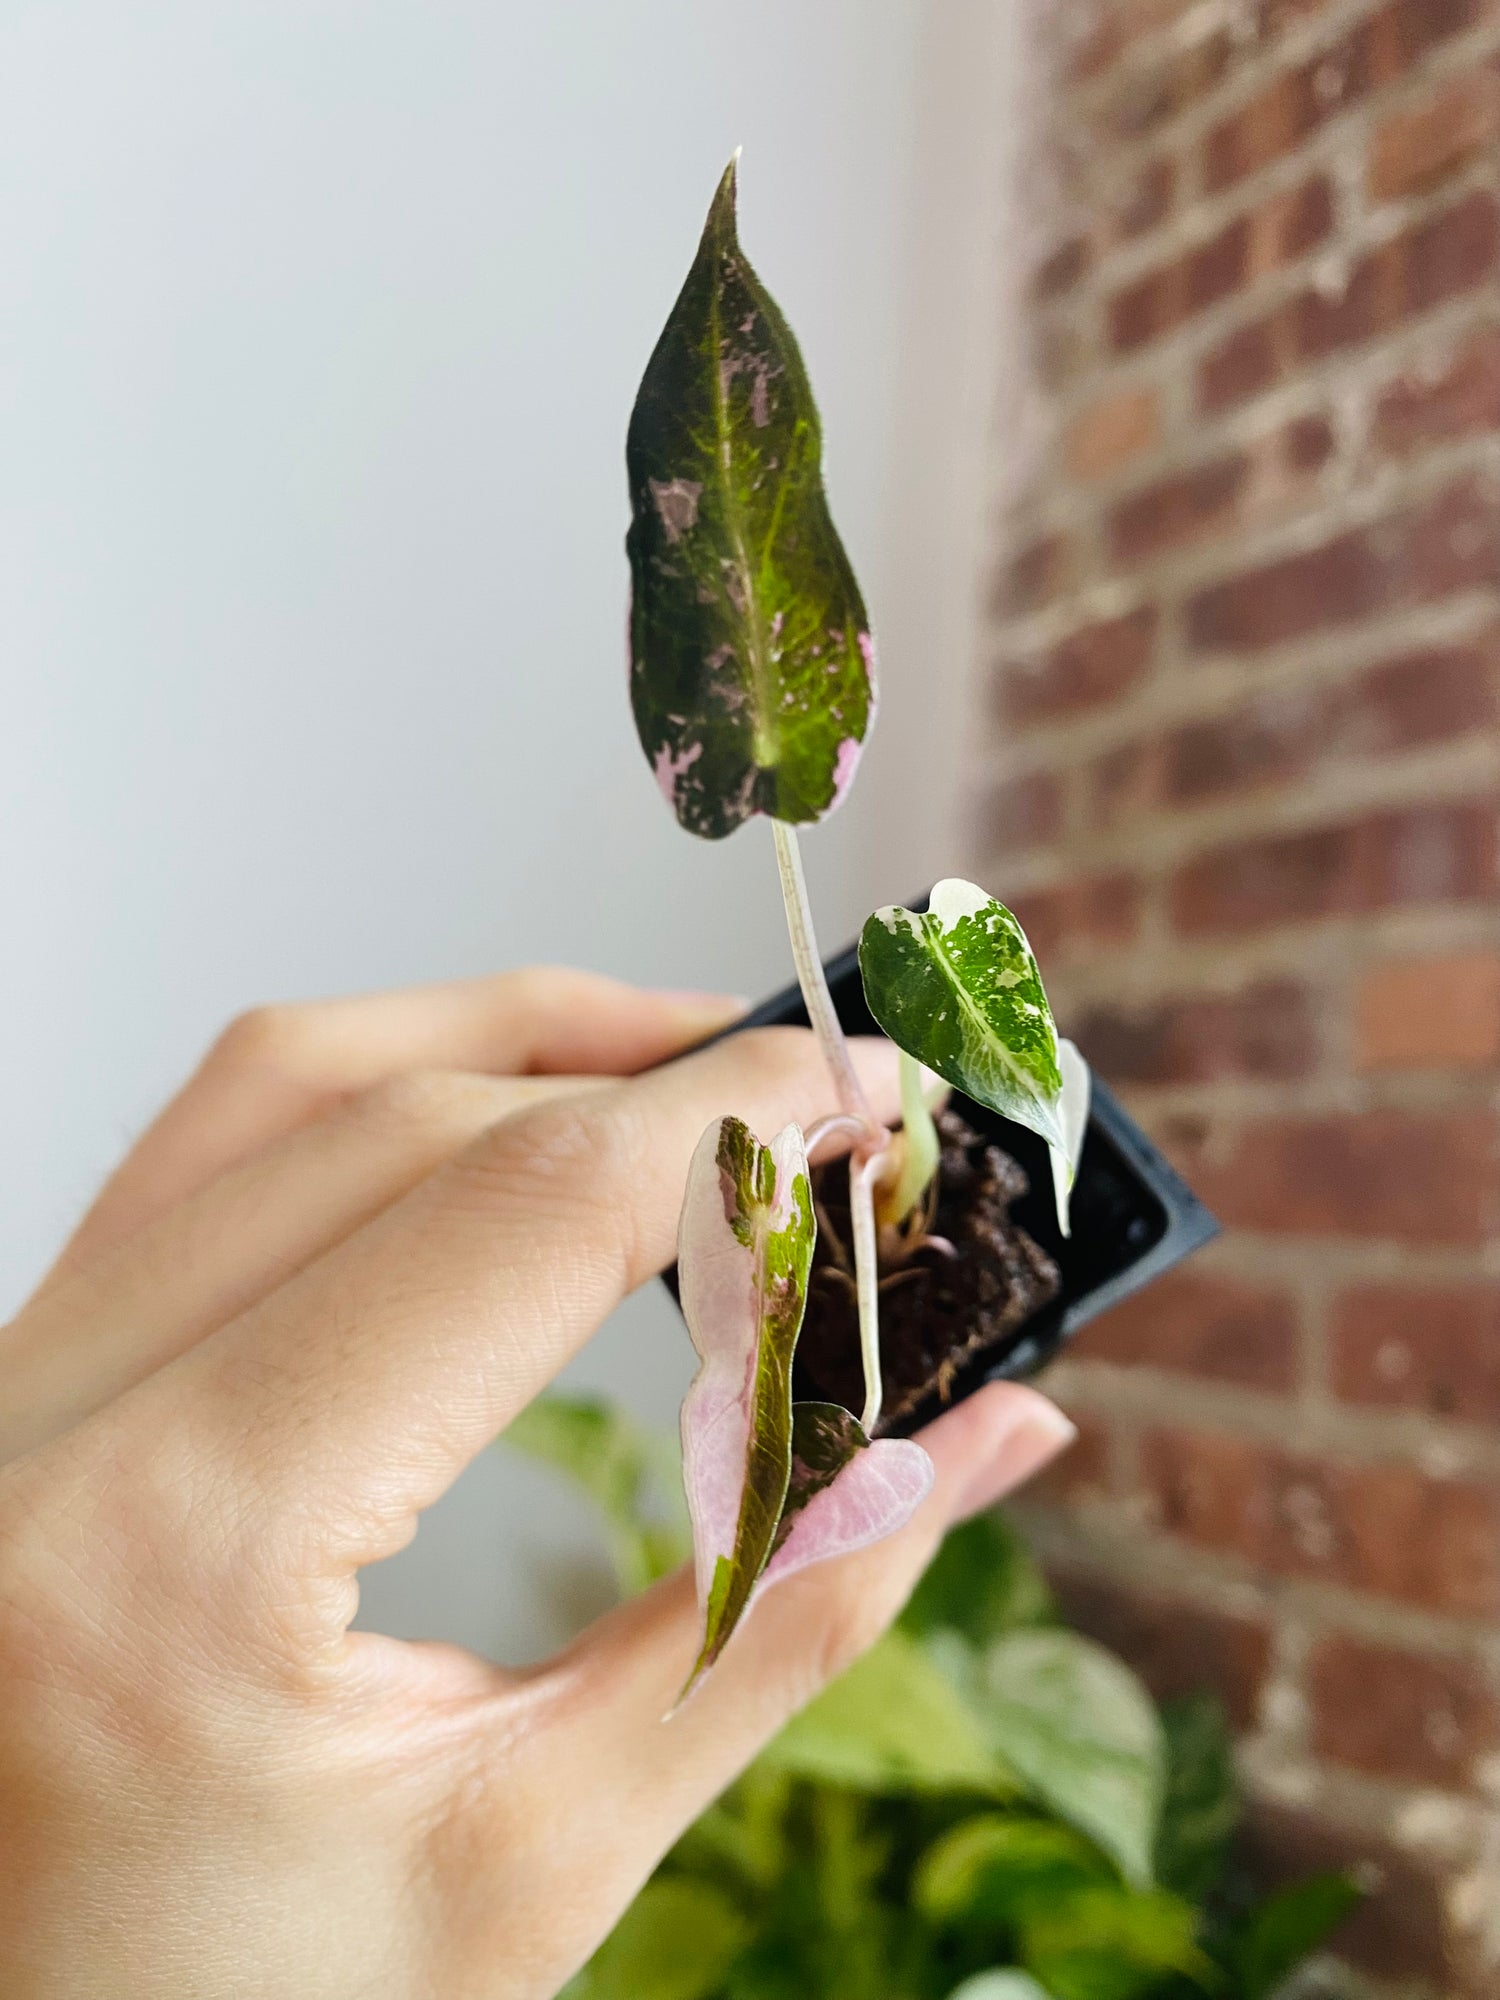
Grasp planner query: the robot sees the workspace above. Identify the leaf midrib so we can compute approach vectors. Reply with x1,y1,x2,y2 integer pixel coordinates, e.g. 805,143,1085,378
707,251,776,772
922,914,1050,1111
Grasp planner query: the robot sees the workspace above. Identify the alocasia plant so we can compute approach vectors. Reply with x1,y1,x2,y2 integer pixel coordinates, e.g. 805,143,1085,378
626,159,1093,1680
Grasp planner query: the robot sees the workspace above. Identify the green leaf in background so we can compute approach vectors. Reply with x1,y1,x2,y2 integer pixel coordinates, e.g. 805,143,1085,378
579,1878,752,2000
859,880,1065,1151
970,1630,1167,1889
901,1511,1057,1649
626,156,876,839
1154,1696,1241,1905
504,1392,688,1595
915,1813,1113,1930
1229,1874,1361,1999
762,1629,1017,1797
1020,1886,1216,2000
947,1976,1053,2000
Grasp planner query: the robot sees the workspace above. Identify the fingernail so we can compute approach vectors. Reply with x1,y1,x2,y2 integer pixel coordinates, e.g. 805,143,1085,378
953,1397,1077,1522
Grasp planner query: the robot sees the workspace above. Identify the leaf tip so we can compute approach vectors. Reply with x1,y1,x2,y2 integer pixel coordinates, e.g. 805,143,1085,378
708,151,741,239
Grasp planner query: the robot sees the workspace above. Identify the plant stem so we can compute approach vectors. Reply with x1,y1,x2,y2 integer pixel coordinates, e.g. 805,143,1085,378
771,820,873,1128
771,819,887,1434
850,1151,884,1435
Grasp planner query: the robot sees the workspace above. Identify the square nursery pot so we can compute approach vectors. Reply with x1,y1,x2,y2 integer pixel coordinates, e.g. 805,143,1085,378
665,905,1218,1435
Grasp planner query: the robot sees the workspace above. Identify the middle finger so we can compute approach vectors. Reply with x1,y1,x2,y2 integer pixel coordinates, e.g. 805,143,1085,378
0,1071,607,1466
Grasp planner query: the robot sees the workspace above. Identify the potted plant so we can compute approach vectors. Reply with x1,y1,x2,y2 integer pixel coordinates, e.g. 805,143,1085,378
626,159,1212,1691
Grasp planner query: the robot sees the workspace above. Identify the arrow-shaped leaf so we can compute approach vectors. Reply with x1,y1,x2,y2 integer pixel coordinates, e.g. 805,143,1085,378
678,1114,814,1689
677,1118,931,1695
858,879,1065,1151
626,157,876,840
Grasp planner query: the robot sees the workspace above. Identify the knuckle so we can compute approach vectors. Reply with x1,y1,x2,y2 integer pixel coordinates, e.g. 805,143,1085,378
342,1066,494,1135
500,962,583,1020
449,1088,646,1271
206,1001,310,1074
461,1088,633,1206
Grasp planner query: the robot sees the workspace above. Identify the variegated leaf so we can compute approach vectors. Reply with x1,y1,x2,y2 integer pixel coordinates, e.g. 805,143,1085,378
677,1115,816,1691
858,879,1065,1151
763,1402,932,1590
626,157,875,839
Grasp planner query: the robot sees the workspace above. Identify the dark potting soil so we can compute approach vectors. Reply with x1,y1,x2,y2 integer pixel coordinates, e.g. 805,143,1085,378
793,1108,1062,1435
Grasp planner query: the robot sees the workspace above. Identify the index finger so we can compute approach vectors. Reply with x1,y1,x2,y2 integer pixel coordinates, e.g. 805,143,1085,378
147,1028,902,1594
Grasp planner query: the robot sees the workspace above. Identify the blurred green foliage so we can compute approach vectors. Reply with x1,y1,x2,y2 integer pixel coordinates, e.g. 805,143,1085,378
511,1397,1358,2000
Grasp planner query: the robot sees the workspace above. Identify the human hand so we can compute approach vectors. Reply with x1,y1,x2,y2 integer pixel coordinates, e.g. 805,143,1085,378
0,969,1076,1999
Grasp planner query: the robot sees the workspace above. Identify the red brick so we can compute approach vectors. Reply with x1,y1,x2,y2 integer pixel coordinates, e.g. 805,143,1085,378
1187,479,1500,655
1308,1634,1498,1788
1199,315,1281,413
1162,692,1318,803
1368,69,1500,202
1109,452,1250,563
1008,872,1144,964
1109,215,1250,351
1139,1426,1500,1614
1356,950,1500,1072
994,529,1076,616
1331,1281,1500,1423
1250,174,1336,275
1047,1567,1273,1728
1295,192,1500,362
1111,156,1176,242
1002,606,1158,724
1405,187,1500,315
1374,324,1500,454
1170,1107,1499,1245
1360,0,1499,93
1076,981,1317,1088
1203,39,1366,193
1281,409,1335,473
1170,801,1499,936
1083,737,1159,831
977,769,1067,851
1333,633,1499,754
1065,386,1160,481
1109,175,1333,357
1083,1266,1302,1389
1204,0,1493,194
1034,234,1092,302
1241,1800,1447,1984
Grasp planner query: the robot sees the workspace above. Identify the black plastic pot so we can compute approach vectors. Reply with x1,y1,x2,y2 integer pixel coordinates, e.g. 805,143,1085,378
666,908,1218,1431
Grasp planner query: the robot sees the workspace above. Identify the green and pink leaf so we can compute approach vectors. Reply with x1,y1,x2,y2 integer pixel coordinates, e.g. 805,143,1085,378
677,1116,931,1694
626,158,876,840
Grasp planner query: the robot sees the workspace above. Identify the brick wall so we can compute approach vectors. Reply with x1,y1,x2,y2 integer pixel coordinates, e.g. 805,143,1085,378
978,3,1500,1993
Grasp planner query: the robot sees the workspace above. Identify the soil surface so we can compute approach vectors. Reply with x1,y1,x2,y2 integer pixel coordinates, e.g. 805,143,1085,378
794,1108,1061,1434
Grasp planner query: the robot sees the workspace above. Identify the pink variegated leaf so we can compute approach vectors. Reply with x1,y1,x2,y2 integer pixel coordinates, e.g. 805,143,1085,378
627,159,876,840
677,1117,934,1698
678,1115,817,1692
763,1402,933,1590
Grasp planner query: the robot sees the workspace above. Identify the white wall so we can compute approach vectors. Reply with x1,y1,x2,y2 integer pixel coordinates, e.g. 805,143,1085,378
1,0,1022,1659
